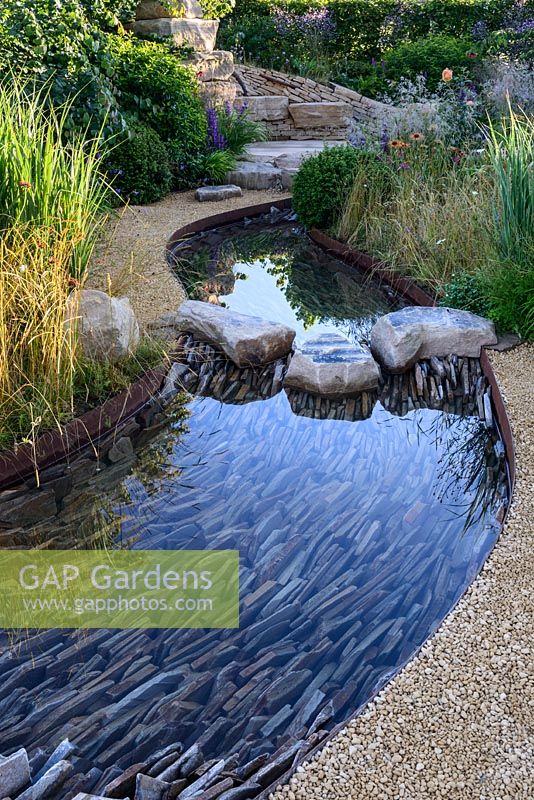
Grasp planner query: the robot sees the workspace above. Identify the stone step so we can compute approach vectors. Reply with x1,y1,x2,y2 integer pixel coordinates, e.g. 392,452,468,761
225,161,285,191
288,101,351,129
243,140,346,170
127,18,219,52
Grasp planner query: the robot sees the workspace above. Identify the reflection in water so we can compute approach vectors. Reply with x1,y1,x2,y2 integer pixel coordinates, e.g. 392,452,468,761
173,224,403,346
0,217,508,785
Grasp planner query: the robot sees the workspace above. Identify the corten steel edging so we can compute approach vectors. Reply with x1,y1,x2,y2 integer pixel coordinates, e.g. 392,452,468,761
0,366,167,491
166,197,293,255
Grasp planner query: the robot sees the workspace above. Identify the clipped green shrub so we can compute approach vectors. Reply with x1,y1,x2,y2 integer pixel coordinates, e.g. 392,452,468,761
106,121,173,204
109,35,207,153
293,146,384,230
382,35,478,90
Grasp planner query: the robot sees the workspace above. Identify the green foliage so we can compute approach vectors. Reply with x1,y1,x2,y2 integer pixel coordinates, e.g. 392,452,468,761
0,80,108,276
199,0,236,18
109,36,207,151
484,259,534,339
293,146,387,230
105,121,173,205
440,272,491,317
216,104,268,156
486,111,534,264
382,35,478,91
200,150,238,183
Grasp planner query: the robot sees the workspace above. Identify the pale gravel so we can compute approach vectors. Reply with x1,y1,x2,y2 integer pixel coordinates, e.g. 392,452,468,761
88,189,289,327
271,344,534,800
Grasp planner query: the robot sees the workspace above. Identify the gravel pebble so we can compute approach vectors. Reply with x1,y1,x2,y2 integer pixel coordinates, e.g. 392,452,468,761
271,344,534,800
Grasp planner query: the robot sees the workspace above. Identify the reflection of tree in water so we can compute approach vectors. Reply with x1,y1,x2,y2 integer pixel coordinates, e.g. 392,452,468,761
173,225,398,342
398,410,507,534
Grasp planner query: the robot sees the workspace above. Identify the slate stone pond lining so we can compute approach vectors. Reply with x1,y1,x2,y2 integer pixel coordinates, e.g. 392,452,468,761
0,202,514,800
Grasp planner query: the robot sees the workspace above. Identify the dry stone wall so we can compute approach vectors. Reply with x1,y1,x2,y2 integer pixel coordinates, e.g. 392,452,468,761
236,64,427,137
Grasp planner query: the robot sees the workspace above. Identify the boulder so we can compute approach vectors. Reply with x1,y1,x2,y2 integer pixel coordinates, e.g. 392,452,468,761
195,185,243,202
128,19,219,51
284,333,380,398
188,50,234,82
288,102,352,129
0,748,31,797
136,0,204,19
225,161,282,190
370,306,498,372
198,79,237,107
174,300,296,367
238,95,289,122
66,290,139,363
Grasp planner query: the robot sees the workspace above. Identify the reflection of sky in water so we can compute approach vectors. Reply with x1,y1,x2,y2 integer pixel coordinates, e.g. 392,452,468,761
220,260,354,348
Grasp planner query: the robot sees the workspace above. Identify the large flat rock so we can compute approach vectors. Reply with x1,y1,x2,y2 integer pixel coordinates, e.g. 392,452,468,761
288,102,352,129
195,184,242,202
136,0,204,19
225,161,282,190
243,140,346,169
128,19,219,51
284,333,380,398
198,79,237,107
370,307,498,372
175,300,296,367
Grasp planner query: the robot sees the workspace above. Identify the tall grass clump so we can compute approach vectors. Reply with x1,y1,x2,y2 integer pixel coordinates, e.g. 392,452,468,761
0,81,109,449
486,110,534,264
338,143,496,292
0,81,108,277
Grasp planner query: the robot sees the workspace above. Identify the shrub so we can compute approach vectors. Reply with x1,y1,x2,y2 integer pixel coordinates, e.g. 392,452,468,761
484,259,534,339
293,146,388,230
110,36,207,152
440,271,491,316
381,35,478,91
105,121,173,205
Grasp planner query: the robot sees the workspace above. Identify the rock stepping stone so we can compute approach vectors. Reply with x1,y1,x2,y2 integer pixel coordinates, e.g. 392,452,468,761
225,161,283,191
284,332,381,398
174,300,296,367
288,101,352,129
370,306,498,372
195,185,243,202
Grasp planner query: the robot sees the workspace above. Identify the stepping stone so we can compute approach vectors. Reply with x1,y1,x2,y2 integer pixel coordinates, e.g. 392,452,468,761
284,332,381,398
174,300,296,367
370,307,497,372
195,185,242,202
238,96,289,121
0,748,31,797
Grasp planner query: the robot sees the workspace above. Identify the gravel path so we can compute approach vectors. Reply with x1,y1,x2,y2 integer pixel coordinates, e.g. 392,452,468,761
89,189,289,326
271,344,534,800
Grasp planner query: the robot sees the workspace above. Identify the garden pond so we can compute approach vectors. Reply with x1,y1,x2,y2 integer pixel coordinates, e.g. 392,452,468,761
0,212,509,789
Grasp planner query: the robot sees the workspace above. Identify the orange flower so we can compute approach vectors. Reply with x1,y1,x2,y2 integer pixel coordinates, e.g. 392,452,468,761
389,139,409,149
442,68,453,82
409,132,424,142
68,276,80,288
19,180,32,189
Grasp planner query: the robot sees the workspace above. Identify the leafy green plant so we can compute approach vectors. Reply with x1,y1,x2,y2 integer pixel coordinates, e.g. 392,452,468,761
484,258,534,339
105,121,173,205
440,271,491,316
109,35,207,152
293,146,388,230
486,109,534,264
215,103,268,156
200,150,237,183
